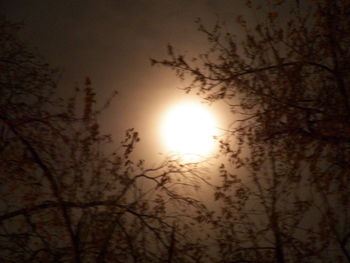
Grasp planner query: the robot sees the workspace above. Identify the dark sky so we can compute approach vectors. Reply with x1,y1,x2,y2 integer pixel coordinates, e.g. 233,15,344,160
1,0,246,163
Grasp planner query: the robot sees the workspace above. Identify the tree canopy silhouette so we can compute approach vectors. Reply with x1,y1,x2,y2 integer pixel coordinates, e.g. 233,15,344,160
0,16,207,263
153,0,350,262
2,0,350,261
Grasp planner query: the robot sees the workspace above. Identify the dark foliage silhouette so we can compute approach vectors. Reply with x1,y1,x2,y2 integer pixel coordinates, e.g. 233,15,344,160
0,16,206,263
153,0,350,262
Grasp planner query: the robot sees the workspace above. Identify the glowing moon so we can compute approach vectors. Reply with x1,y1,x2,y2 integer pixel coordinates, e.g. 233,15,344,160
160,101,218,162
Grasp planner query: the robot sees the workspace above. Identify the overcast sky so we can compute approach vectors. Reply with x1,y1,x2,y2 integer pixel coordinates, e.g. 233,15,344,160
1,0,248,163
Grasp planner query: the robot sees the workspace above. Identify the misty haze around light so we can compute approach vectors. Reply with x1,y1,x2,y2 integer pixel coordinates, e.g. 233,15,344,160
1,0,349,262
0,0,239,164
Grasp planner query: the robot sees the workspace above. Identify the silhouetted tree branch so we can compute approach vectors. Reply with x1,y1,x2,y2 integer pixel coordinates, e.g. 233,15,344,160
0,15,207,263
154,0,350,262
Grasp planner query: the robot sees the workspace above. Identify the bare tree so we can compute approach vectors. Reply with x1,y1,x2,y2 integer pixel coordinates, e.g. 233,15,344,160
0,16,207,263
153,0,350,262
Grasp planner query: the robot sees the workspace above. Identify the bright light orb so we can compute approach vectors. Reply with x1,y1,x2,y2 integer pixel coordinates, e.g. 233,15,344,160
161,101,218,162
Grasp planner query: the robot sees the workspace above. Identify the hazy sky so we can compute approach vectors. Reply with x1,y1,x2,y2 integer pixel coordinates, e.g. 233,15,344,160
1,0,247,163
